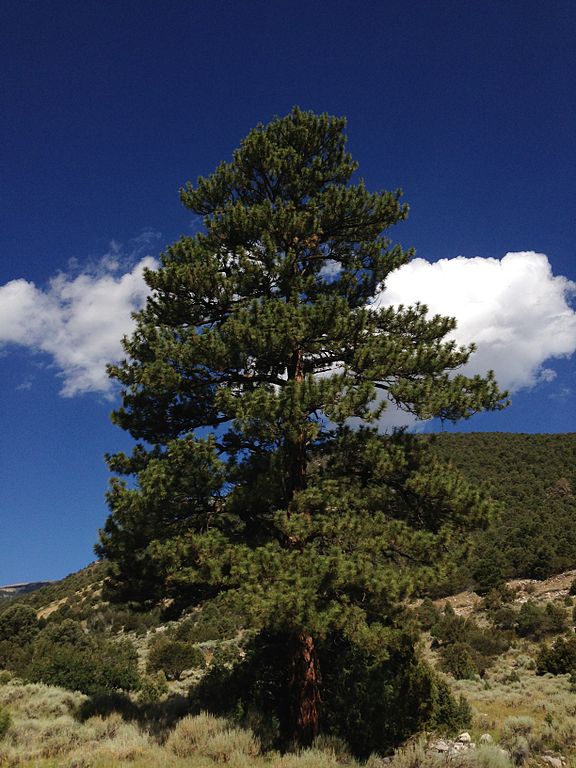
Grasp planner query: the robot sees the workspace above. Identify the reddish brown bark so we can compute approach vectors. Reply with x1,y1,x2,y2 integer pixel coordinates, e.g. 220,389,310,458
288,632,322,747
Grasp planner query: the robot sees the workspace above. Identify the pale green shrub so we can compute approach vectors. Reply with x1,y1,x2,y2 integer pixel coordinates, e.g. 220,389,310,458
167,711,236,757
502,715,534,739
201,727,260,762
279,747,345,768
465,744,514,768
386,737,430,768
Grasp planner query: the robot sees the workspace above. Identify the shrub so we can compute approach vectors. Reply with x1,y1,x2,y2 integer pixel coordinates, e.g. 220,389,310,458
26,637,140,695
491,606,518,631
0,706,10,739
432,609,511,677
0,604,39,644
438,642,478,679
166,712,259,760
536,635,576,676
516,601,568,640
465,744,514,768
483,585,515,611
138,671,169,704
0,639,30,672
171,599,249,643
569,578,576,597
37,618,89,647
415,598,440,630
147,637,205,680
0,670,12,684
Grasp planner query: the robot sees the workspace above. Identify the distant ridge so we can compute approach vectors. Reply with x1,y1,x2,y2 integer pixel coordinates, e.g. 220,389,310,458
0,581,54,599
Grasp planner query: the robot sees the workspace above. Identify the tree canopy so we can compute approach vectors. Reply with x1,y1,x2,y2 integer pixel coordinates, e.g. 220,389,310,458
98,108,507,747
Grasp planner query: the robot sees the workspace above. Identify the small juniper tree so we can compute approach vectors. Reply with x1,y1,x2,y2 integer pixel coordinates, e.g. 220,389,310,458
98,108,506,747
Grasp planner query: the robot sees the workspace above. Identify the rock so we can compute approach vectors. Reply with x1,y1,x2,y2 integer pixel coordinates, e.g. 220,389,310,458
480,733,494,744
458,732,472,743
431,740,450,752
541,756,563,768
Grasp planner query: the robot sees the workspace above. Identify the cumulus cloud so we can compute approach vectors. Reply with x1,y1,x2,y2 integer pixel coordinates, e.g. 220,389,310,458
375,251,576,392
1,247,575,403
0,255,156,397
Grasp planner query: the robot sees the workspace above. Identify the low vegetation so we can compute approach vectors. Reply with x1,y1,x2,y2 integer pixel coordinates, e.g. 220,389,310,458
1,568,576,766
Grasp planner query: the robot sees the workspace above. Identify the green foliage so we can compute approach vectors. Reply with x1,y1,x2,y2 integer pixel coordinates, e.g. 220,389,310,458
193,629,470,758
0,640,28,672
536,635,576,676
171,598,249,643
430,433,576,586
97,108,506,746
438,642,479,679
414,597,440,631
137,671,169,704
432,608,512,678
25,635,140,695
147,636,205,680
318,634,472,757
0,706,11,739
0,603,39,644
516,601,569,640
490,606,518,631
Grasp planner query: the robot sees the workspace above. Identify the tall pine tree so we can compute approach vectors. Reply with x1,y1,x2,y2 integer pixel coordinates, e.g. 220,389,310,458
98,108,506,746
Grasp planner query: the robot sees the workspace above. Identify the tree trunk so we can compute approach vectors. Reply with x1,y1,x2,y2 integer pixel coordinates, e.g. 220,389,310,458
286,632,321,748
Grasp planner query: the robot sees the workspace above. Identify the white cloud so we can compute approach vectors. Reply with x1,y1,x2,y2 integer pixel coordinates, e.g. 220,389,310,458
1,247,575,405
375,251,576,392
0,255,156,397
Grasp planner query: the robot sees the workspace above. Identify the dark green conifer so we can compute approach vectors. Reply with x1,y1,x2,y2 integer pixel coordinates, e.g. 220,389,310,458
98,108,506,746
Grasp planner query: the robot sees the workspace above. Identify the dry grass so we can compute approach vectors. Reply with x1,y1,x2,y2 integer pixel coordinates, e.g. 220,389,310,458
2,636,576,768
449,648,576,764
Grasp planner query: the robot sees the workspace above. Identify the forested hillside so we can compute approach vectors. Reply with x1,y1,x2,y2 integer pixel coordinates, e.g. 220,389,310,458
429,432,576,591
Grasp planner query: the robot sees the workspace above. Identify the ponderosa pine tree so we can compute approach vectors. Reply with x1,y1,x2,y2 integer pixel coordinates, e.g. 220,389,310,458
98,108,507,747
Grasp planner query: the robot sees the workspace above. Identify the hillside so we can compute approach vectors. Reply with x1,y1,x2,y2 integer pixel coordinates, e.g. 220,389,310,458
428,433,576,591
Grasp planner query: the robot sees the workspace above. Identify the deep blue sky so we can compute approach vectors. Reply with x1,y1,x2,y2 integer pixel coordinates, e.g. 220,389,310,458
1,0,575,583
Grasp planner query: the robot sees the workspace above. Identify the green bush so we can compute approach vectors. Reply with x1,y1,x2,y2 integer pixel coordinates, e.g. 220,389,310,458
438,642,478,679
0,706,10,739
37,618,89,647
26,637,140,695
536,635,576,676
415,598,440,631
432,608,511,677
138,671,169,704
517,601,569,640
0,639,29,672
147,637,205,680
491,606,518,631
0,603,39,644
0,670,12,684
172,599,248,643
